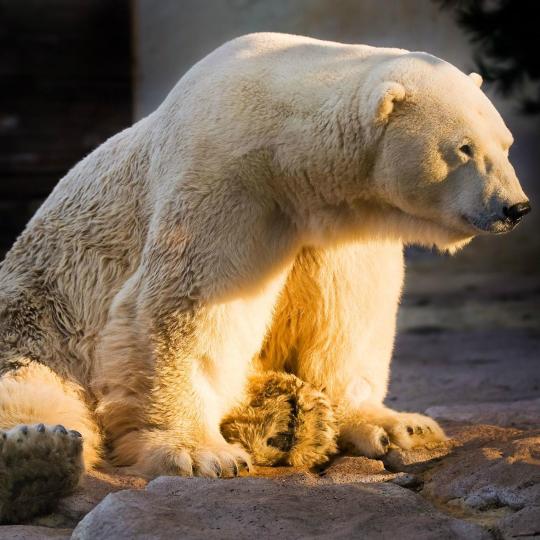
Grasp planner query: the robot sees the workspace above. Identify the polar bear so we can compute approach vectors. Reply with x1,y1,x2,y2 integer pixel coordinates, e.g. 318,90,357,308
0,32,530,522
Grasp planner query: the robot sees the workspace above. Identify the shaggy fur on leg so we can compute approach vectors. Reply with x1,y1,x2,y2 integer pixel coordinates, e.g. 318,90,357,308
221,372,337,468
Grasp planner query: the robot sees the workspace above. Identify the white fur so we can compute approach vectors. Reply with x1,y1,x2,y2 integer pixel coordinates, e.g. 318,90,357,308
0,32,529,499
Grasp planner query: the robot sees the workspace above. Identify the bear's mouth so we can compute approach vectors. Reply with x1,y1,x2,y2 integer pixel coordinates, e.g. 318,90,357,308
461,214,515,234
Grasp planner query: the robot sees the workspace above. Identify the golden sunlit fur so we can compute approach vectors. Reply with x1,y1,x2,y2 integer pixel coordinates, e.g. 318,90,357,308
0,363,101,467
221,371,337,468
0,33,528,523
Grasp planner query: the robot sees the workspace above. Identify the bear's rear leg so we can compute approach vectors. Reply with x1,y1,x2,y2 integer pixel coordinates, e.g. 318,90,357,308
0,424,83,523
0,361,101,523
221,372,338,468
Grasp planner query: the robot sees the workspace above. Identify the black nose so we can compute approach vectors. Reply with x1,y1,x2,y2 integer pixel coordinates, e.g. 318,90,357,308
503,202,532,223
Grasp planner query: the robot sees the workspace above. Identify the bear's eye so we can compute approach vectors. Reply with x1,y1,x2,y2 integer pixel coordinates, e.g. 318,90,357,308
459,144,473,158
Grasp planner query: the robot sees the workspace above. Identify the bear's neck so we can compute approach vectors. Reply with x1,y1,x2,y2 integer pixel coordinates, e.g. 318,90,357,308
281,194,474,255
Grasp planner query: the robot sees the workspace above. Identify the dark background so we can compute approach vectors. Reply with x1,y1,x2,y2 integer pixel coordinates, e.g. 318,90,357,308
0,0,132,255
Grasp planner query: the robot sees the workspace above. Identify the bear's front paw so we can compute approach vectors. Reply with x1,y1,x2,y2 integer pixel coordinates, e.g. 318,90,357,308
125,432,251,479
379,412,446,450
338,422,391,458
338,408,446,457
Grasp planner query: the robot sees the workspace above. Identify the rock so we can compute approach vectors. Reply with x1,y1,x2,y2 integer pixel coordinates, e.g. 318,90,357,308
391,473,423,489
27,468,147,529
421,423,540,537
250,466,318,485
0,526,71,539
498,505,540,539
383,442,453,473
319,456,397,484
426,398,540,429
72,476,489,540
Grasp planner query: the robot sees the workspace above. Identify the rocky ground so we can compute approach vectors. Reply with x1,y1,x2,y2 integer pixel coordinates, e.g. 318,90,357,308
1,244,539,539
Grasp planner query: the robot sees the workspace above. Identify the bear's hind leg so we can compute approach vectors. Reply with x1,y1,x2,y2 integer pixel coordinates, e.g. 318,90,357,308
258,243,447,459
0,361,101,523
221,371,338,468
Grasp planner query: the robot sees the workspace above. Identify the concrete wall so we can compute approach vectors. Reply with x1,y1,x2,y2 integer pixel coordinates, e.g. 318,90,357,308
134,0,473,118
133,0,539,271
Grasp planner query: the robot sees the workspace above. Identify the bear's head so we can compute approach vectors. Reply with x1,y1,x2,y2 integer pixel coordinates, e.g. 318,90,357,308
365,52,531,250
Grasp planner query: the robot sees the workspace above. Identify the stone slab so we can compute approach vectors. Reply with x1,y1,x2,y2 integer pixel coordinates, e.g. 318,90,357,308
72,475,488,540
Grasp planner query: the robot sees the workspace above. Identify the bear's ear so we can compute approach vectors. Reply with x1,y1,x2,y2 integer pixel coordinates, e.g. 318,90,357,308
372,82,406,124
469,72,483,88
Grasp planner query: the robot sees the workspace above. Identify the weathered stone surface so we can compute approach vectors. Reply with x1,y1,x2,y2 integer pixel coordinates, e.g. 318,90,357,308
72,475,488,540
426,398,540,429
0,525,71,539
249,465,318,484
383,442,453,473
319,456,397,484
498,505,540,539
28,469,146,530
391,473,423,489
421,423,540,537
